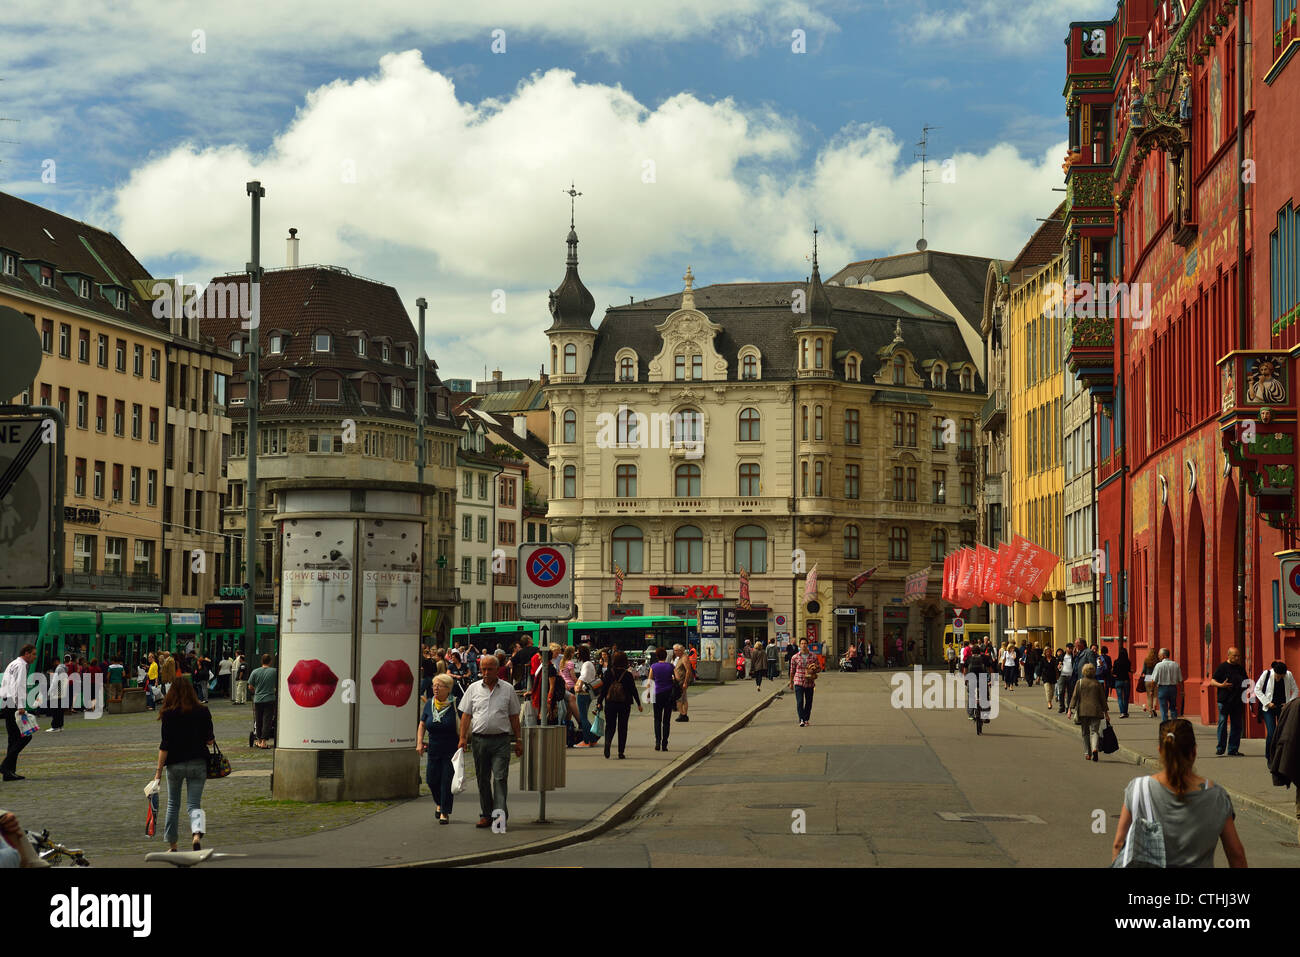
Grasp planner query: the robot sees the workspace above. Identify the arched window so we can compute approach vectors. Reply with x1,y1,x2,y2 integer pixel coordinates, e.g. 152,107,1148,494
550,411,556,440
801,405,809,441
846,356,858,380
563,465,576,498
671,409,702,444
931,528,947,563
616,464,637,497
618,356,635,381
742,354,758,379
612,525,643,573
800,339,809,368
738,408,760,442
843,524,860,560
550,466,555,498
551,344,557,374
563,409,576,444
739,463,760,496
931,364,945,388
889,526,909,561
813,460,824,496
734,524,767,573
814,338,824,369
674,525,703,574
814,405,823,440
616,407,638,445
800,461,808,496
675,463,701,498
893,353,906,384
563,344,577,374
961,367,974,391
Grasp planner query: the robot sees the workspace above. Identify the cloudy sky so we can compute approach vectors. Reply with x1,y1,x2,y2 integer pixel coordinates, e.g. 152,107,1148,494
0,0,1113,380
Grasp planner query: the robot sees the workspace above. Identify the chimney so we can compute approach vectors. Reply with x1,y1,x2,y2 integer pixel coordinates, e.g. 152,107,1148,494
287,228,299,268
513,415,527,438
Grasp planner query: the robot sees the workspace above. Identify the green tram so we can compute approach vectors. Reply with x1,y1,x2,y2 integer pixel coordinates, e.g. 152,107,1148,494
0,611,278,685
449,616,698,657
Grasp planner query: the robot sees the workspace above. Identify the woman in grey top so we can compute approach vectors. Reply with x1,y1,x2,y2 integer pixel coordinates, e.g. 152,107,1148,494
1068,662,1109,761
1112,719,1248,868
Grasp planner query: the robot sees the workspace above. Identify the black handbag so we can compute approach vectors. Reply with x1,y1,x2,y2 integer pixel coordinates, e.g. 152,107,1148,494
206,743,232,779
1099,719,1120,754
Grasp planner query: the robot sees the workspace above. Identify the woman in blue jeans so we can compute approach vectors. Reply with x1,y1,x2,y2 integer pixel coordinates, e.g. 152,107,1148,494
154,676,214,852
574,644,600,747
417,674,460,824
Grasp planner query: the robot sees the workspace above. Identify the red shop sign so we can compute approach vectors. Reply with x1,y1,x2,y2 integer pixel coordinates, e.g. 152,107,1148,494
649,584,724,599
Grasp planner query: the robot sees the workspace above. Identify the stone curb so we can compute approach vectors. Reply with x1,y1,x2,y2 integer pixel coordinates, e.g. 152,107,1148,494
998,691,1296,829
392,684,788,868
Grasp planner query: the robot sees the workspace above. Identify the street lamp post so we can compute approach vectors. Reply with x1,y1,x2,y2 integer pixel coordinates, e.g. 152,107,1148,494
244,181,265,664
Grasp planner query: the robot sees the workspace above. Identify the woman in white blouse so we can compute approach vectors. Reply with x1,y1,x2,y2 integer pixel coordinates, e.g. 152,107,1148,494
1255,661,1299,761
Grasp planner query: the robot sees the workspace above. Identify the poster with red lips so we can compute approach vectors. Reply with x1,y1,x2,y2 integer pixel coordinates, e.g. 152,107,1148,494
277,636,351,749
357,640,418,749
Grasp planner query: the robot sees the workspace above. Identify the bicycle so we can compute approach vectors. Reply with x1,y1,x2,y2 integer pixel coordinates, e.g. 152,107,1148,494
27,829,90,866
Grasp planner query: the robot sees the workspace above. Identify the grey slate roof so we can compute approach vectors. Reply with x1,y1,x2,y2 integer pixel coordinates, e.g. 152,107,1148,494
826,250,996,338
585,280,983,391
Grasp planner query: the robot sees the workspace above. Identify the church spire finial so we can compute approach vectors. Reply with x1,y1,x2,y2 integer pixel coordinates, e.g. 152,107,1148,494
682,265,695,311
563,181,581,230
812,223,819,271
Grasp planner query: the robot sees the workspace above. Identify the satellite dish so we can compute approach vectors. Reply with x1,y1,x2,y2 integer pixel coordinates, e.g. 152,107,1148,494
916,239,928,251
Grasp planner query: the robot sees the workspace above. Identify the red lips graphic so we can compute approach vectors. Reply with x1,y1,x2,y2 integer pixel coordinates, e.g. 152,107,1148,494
370,659,414,707
287,659,339,708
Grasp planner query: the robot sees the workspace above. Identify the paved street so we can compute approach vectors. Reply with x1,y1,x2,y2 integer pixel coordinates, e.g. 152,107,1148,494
481,671,1300,868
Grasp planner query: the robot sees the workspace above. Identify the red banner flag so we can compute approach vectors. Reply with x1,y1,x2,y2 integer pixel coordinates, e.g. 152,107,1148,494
976,543,1000,605
847,566,878,598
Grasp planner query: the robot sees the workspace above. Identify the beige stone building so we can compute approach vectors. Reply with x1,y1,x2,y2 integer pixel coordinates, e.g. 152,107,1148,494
544,218,990,661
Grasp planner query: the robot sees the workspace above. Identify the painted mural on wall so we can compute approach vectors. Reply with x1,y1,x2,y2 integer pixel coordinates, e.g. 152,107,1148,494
1244,355,1287,405
1209,55,1223,154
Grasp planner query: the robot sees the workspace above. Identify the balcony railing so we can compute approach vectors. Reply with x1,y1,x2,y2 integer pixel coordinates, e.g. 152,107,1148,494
980,389,1007,432
61,570,162,601
1066,314,1116,393
585,496,791,515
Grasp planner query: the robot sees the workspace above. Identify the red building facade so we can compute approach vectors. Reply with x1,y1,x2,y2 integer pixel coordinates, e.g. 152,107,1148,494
1063,0,1298,729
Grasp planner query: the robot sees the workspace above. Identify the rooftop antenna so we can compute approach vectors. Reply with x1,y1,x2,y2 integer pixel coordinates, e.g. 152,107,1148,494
914,125,940,252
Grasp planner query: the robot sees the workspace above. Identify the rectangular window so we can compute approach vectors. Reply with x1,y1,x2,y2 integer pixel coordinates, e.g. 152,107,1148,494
463,516,472,541
41,319,53,353
844,464,860,500
105,537,125,575
461,558,472,584
149,407,159,443
893,411,904,447
131,404,142,439
906,412,917,447
95,395,106,433
906,467,917,502
97,334,108,367
112,464,123,501
961,470,974,506
59,324,71,358
58,387,68,422
674,355,686,380
129,466,140,504
498,521,516,545
76,392,88,429
893,466,904,501
93,461,104,499
933,469,946,504
844,409,860,444
78,329,89,362
115,338,126,372
133,344,144,376
150,349,161,380
478,475,488,499
478,516,488,542
147,469,157,506
691,354,703,380
499,477,517,507
74,458,86,497
73,534,96,573
476,558,487,584
113,399,125,436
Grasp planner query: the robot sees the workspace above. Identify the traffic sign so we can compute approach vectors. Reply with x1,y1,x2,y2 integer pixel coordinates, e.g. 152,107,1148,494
518,543,575,621
952,617,965,634
775,614,787,627
1282,557,1300,625
0,410,63,595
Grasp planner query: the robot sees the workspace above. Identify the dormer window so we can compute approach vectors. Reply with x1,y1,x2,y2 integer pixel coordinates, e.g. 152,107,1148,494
40,266,53,288
382,342,391,362
742,354,758,379
960,367,974,391
618,356,635,381
314,375,340,402
115,290,126,309
269,334,284,355
931,363,946,389
314,332,331,353
674,355,686,381
403,347,412,366
229,336,243,355
845,356,858,381
893,354,906,385
357,335,367,357
1,254,14,276
78,278,90,299
691,355,703,379
391,385,403,409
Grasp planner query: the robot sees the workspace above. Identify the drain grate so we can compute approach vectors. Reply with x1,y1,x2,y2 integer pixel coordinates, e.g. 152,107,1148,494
317,750,344,779
937,812,1046,824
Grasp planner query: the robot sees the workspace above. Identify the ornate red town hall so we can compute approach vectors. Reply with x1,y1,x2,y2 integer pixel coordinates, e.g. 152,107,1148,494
1064,0,1300,728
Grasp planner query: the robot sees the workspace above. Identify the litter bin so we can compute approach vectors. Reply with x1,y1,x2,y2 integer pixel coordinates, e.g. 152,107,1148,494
519,724,567,791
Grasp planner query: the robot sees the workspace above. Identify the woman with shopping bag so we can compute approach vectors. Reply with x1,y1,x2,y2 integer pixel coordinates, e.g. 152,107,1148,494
154,676,214,853
417,673,460,825
1111,719,1247,868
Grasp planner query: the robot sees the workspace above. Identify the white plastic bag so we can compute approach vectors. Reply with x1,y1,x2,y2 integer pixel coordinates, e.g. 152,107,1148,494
450,747,466,795
144,777,160,797
16,713,38,737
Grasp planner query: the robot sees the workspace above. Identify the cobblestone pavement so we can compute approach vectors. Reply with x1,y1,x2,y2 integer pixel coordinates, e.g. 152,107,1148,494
0,699,391,860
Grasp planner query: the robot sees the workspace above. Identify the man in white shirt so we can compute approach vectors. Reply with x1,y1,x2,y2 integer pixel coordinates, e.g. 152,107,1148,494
218,656,234,698
1151,649,1185,722
1056,648,1074,714
458,655,522,829
1,645,37,781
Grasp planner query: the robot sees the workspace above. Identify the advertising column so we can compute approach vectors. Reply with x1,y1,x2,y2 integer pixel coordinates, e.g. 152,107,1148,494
358,519,422,749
